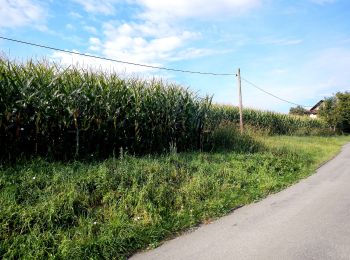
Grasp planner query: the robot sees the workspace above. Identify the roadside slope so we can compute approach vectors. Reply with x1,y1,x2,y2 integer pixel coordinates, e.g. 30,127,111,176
132,142,350,260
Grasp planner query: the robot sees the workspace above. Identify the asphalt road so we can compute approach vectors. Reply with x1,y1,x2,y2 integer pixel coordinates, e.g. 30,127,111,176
131,142,350,260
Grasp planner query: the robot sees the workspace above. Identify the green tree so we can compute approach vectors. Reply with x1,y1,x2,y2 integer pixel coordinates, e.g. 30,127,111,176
289,105,308,116
335,92,350,132
319,92,350,133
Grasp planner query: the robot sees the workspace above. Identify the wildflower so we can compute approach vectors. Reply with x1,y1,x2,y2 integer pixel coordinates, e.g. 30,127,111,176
133,216,141,221
32,176,36,180
93,221,97,225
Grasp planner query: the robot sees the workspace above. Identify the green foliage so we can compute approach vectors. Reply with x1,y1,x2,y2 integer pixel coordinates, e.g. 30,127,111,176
0,136,348,259
203,121,264,153
0,57,332,162
319,92,350,133
0,58,211,161
207,104,327,135
336,92,350,132
289,105,308,116
319,97,338,131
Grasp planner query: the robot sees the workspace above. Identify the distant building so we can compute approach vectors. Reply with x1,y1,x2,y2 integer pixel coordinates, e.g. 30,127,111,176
309,100,324,118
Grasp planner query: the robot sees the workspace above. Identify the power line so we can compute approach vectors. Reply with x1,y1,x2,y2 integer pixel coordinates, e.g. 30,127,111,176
0,36,313,108
0,36,236,76
241,77,312,108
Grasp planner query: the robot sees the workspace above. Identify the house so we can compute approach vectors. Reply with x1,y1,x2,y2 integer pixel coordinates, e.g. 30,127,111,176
309,100,324,118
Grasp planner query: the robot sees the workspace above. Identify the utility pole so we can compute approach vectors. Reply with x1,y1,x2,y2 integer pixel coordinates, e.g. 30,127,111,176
237,68,244,134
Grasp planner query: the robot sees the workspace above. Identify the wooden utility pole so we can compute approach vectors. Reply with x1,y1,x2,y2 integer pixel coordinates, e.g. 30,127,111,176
237,68,244,134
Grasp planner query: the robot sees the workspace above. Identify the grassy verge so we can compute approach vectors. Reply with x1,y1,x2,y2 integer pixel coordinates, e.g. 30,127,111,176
1,136,349,259
260,135,350,166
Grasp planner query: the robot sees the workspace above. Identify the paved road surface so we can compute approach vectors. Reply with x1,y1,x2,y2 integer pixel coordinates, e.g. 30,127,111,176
131,142,350,260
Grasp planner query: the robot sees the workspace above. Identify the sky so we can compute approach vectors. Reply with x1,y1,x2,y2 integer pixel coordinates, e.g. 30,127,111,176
0,0,350,113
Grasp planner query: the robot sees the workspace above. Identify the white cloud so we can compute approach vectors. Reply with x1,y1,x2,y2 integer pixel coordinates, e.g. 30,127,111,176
72,0,261,18
72,0,260,18
53,20,213,73
310,0,336,5
72,0,119,15
66,24,75,30
89,37,101,46
84,25,98,34
69,11,83,19
56,1,257,74
239,47,350,112
302,47,350,92
135,0,261,21
51,51,121,72
170,48,231,62
0,0,46,28
261,38,303,46
51,50,163,74
62,0,261,74
101,22,197,67
88,37,102,51
268,68,288,76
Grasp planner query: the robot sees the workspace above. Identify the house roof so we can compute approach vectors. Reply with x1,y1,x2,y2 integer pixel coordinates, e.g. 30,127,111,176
310,100,324,111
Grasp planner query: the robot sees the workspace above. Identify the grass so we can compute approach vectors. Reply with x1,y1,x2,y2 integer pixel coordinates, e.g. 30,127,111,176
260,135,350,166
1,135,349,259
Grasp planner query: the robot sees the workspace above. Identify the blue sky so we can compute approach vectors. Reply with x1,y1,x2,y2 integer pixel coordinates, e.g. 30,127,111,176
1,0,350,113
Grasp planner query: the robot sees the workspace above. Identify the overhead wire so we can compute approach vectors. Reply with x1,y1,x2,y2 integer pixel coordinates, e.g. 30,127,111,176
241,77,312,108
1,35,312,108
0,36,236,76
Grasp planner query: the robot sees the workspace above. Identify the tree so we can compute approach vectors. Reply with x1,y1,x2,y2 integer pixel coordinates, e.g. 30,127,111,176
289,105,308,116
319,92,350,133
319,97,338,131
335,92,350,132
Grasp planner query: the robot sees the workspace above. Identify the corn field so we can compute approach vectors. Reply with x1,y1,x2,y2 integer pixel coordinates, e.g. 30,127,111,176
207,105,327,135
0,58,211,160
0,58,328,161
